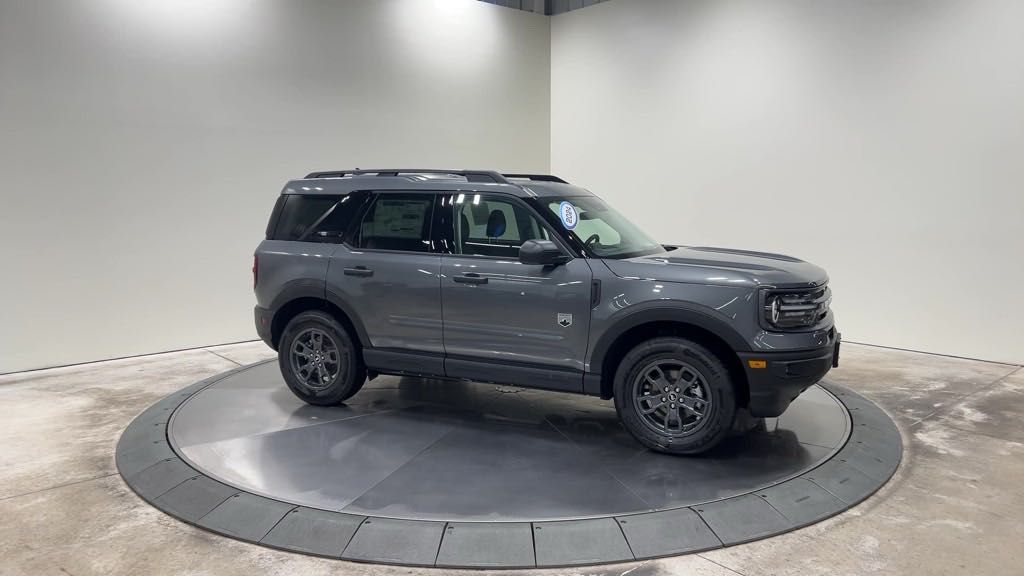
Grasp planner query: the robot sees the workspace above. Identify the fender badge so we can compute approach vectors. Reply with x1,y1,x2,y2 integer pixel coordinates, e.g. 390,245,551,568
557,313,573,327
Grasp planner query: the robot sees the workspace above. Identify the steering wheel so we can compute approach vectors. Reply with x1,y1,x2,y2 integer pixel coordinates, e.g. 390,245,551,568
583,233,601,248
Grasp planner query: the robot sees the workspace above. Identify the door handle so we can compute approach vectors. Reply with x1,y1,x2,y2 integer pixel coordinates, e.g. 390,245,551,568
453,273,488,285
343,266,374,278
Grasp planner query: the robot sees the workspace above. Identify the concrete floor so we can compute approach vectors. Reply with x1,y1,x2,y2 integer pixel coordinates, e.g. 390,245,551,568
0,342,1021,576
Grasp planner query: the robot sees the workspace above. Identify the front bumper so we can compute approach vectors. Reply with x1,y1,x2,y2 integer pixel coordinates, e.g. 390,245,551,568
254,306,274,349
738,333,840,417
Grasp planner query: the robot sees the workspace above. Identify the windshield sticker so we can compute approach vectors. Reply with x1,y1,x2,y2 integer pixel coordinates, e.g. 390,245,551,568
559,201,578,230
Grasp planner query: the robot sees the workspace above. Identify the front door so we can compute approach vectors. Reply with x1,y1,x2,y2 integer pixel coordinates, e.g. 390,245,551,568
438,192,593,392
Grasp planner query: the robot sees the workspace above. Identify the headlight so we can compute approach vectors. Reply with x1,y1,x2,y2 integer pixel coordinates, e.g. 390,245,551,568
762,285,831,330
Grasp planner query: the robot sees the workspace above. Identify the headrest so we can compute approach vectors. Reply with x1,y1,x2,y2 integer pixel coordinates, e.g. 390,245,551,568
486,210,507,237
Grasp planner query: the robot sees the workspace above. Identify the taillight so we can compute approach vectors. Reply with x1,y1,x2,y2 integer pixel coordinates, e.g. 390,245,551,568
252,255,259,290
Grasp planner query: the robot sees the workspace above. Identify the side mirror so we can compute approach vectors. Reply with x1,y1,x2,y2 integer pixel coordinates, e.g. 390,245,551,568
519,240,570,266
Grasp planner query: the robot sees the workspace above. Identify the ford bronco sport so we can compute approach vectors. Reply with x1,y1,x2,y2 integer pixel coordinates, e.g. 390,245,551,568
253,169,839,455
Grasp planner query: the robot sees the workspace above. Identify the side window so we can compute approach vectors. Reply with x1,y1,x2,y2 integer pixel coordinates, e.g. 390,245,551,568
270,195,344,242
355,193,435,252
454,194,549,258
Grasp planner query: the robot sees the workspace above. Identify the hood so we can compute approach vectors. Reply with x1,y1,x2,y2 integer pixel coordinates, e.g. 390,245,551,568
602,246,828,289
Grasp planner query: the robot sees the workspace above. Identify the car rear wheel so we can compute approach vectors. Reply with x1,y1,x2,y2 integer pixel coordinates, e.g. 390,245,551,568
614,336,737,455
278,310,366,405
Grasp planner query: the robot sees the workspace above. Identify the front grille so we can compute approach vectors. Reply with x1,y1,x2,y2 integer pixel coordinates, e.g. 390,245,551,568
763,285,831,330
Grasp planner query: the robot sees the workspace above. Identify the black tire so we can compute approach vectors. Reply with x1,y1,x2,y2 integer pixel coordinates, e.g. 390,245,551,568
278,310,366,406
613,336,737,455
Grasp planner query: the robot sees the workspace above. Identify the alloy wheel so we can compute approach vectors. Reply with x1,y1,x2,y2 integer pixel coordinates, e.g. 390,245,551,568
632,359,713,437
289,328,343,391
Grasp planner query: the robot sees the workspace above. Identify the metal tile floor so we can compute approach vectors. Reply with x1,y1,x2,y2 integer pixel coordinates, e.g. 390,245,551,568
169,361,849,521
114,358,902,567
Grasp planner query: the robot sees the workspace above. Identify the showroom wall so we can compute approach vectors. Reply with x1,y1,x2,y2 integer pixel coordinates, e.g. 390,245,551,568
0,0,550,372
551,0,1024,363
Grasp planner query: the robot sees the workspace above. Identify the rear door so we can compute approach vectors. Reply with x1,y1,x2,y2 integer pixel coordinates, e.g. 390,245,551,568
437,192,593,392
327,191,444,375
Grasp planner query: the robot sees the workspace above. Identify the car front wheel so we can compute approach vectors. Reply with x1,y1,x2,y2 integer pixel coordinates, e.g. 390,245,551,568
278,310,365,405
614,336,737,455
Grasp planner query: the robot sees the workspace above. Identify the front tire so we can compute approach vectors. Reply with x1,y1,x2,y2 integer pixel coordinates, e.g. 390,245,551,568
613,337,737,455
278,310,366,406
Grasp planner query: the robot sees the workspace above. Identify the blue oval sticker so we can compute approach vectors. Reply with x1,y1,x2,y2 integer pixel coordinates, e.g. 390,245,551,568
559,201,578,230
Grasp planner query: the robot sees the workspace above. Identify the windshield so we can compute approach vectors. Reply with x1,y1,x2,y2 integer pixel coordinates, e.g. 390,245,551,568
543,196,666,259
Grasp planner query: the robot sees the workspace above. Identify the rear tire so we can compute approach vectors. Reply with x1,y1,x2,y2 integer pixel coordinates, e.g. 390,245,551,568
613,336,737,455
278,310,366,406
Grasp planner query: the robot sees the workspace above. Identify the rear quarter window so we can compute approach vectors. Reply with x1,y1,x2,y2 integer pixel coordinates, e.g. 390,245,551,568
268,194,360,242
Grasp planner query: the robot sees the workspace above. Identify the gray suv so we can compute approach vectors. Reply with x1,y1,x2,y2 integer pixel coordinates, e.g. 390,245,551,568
254,169,839,455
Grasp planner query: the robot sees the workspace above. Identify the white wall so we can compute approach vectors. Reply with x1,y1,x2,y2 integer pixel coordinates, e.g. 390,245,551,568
0,0,550,372
552,0,1024,364
4,0,1020,372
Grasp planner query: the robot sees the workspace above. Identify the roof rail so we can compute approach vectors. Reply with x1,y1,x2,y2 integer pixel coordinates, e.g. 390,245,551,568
304,169,511,184
503,173,569,184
